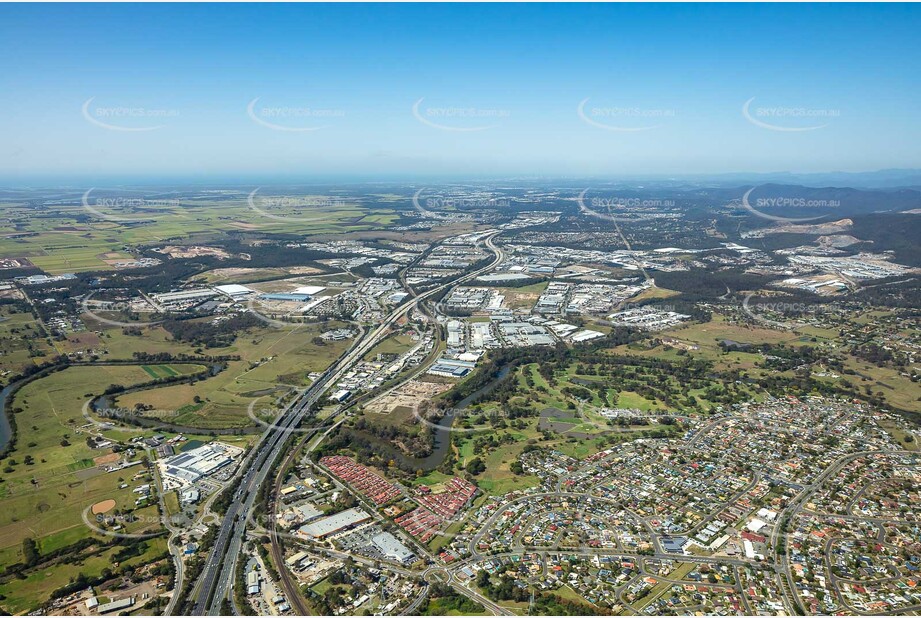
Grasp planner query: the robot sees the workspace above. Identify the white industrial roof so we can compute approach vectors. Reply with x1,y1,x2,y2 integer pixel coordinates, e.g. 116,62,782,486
294,285,326,295
214,284,255,296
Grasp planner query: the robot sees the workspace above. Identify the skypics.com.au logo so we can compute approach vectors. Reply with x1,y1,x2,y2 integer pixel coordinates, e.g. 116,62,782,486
412,188,509,219
577,98,675,132
742,97,840,132
246,189,348,224
81,400,181,434
81,292,163,329
412,399,640,436
246,389,339,435
738,187,839,223
83,507,169,540
412,405,511,435
576,189,674,222
247,97,345,132
742,293,843,329
243,293,324,330
82,97,179,132
81,188,179,223
412,98,510,132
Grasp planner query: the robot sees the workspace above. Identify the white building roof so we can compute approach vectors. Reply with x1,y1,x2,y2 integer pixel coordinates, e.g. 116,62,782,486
298,507,370,538
214,284,255,296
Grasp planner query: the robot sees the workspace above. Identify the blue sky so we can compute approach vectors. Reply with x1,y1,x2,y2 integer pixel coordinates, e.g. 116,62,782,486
1,3,919,180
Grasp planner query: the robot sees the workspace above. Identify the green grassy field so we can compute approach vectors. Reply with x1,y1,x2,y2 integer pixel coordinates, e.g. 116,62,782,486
0,198,401,274
641,314,799,368
0,538,168,615
842,356,921,411
0,365,167,574
0,352,252,613
363,333,417,361
878,418,919,450
73,322,192,358
630,285,681,303
453,424,542,496
0,304,56,380
139,363,188,379
113,321,353,428
642,311,921,414
412,470,454,487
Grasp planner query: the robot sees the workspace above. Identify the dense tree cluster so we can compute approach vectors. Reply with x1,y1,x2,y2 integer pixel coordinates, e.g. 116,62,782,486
162,313,262,347
351,416,434,458
421,584,485,615
477,571,613,615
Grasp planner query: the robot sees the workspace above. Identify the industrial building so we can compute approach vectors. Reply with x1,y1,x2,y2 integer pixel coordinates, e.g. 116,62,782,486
608,307,691,330
445,287,490,311
469,321,499,349
258,292,312,302
152,288,217,307
497,321,555,347
161,442,241,484
16,273,77,285
246,570,261,595
298,507,371,539
570,329,605,343
446,320,465,348
98,597,135,614
371,532,415,565
427,357,476,378
214,283,256,298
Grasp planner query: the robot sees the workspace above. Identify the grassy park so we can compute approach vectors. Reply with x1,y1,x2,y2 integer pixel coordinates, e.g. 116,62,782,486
113,320,353,428
0,365,171,608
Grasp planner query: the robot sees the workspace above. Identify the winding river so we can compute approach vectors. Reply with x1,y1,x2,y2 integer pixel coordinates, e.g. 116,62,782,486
2,360,515,466
349,364,514,471
0,382,15,454
0,366,65,455
0,361,240,454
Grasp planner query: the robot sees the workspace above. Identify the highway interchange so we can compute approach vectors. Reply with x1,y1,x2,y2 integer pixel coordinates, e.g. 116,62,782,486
153,229,919,617
183,230,504,615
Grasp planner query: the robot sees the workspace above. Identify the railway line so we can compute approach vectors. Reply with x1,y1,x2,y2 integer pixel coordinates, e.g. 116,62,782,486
189,230,503,615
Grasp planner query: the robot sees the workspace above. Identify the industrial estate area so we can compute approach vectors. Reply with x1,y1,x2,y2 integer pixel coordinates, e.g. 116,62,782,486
0,177,918,618
3,1,920,615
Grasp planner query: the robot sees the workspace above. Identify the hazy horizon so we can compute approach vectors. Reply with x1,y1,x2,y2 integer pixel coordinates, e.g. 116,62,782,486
3,167,921,188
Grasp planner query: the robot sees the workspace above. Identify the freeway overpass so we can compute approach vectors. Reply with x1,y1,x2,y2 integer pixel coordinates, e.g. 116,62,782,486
189,231,503,615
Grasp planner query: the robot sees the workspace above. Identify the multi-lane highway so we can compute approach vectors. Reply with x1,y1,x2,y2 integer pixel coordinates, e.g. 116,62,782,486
188,230,503,615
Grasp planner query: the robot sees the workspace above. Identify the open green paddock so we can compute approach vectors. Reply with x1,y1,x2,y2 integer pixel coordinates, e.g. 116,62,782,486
113,320,353,428
0,365,166,566
0,198,401,274
0,537,168,615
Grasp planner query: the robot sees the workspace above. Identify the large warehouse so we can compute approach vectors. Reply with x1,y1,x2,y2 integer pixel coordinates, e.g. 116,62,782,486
161,442,241,484
297,508,371,539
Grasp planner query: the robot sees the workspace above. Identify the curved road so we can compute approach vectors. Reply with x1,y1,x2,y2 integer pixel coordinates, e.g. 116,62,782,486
191,231,504,615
